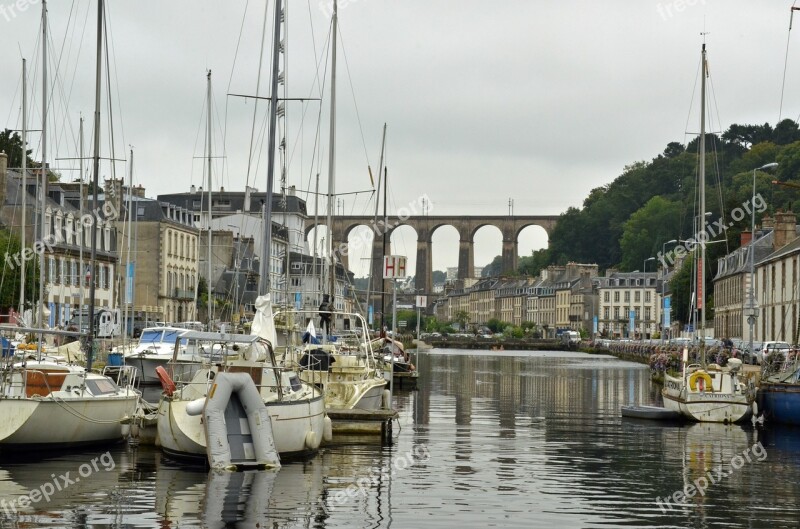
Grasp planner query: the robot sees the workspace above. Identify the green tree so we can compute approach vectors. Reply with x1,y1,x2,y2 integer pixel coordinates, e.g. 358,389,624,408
669,255,694,328
0,129,36,169
454,310,469,330
481,255,502,277
619,196,683,271
0,227,40,309
486,318,506,333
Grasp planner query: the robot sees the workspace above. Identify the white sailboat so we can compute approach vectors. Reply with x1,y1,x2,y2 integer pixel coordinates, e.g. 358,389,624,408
157,3,327,459
0,0,140,450
661,44,755,423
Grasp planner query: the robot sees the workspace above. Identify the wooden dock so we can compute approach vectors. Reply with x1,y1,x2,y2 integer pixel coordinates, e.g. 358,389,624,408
391,370,419,389
326,408,398,445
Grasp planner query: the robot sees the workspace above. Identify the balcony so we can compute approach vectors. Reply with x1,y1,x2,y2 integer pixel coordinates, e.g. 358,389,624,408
174,288,195,300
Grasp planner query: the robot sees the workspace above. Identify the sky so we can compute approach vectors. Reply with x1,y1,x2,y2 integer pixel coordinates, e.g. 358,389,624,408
2,1,799,279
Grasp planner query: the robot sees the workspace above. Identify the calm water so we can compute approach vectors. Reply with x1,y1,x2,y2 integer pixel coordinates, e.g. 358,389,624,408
1,349,800,528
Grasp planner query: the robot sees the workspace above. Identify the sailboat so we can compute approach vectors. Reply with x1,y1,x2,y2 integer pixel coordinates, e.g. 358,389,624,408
661,44,755,423
0,0,140,450
273,0,389,412
156,3,327,459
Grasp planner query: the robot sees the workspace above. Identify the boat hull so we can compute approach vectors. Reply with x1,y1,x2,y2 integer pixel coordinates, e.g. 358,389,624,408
621,405,683,421
758,383,800,425
158,393,326,459
0,396,139,448
662,375,752,423
125,356,201,385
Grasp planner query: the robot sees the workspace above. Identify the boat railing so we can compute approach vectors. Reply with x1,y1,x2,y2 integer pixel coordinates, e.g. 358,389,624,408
102,364,140,391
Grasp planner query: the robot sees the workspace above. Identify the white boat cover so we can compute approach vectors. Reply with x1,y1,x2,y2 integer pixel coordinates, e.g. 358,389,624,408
251,295,278,346
203,372,281,470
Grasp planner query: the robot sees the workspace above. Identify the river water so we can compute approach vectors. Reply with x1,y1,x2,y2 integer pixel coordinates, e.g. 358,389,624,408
1,349,799,528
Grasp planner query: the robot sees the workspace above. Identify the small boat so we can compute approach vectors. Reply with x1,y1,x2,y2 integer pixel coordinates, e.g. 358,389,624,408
120,326,204,384
621,405,684,421
0,359,140,449
279,311,388,412
757,353,800,425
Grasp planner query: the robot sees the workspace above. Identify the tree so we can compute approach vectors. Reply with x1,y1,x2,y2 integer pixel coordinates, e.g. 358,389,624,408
432,270,447,284
454,310,469,330
0,129,36,169
481,255,503,277
669,255,694,328
486,318,507,333
619,196,683,271
0,228,40,309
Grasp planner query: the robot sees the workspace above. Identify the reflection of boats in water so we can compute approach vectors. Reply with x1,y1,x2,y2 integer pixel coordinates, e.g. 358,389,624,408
0,447,138,522
155,454,325,527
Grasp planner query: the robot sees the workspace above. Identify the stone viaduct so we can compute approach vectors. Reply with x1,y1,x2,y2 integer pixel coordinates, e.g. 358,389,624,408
306,214,558,298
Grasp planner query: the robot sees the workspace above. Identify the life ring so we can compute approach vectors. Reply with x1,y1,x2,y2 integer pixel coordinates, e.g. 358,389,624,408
689,371,714,392
155,366,176,396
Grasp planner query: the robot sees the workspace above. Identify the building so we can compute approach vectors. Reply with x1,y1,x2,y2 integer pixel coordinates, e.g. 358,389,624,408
752,212,800,342
0,157,117,327
596,270,661,339
114,194,199,327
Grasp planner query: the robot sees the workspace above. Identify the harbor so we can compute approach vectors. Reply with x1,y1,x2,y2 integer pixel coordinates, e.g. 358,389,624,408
1,348,799,528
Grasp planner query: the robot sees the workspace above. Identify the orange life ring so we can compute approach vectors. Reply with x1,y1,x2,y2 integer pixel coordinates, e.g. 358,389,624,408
688,370,713,392
155,366,176,396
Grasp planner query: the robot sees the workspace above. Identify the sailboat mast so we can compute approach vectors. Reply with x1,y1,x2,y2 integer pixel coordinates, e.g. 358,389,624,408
260,0,283,298
699,43,707,356
381,165,387,330
206,70,213,325
19,59,27,316
326,0,338,310
123,148,133,344
78,117,85,334
366,123,387,327
37,1,48,354
87,0,104,371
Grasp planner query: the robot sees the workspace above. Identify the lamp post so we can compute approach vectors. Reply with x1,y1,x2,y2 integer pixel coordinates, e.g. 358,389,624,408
660,239,677,343
642,257,655,339
748,162,779,359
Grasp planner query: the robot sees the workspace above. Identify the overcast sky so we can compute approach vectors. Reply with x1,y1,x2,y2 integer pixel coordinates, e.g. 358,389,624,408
1,1,798,278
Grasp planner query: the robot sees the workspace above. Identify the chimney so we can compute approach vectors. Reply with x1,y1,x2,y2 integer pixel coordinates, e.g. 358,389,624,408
190,184,196,193
774,211,797,251
0,151,7,206
740,230,752,248
761,215,775,231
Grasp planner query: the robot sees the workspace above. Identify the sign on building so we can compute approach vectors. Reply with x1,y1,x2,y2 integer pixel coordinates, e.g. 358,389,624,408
383,255,407,279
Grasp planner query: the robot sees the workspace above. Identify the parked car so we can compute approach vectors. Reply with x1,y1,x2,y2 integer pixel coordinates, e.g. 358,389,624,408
755,341,790,365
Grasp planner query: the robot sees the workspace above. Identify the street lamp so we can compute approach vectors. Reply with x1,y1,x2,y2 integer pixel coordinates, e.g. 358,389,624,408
749,162,779,359
660,239,677,343
642,257,655,339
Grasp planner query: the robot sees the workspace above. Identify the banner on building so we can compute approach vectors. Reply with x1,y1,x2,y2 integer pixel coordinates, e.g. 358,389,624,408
664,297,671,327
629,310,635,334
593,316,598,335
125,262,135,305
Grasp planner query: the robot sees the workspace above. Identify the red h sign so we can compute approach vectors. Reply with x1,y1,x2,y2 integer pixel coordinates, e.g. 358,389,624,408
383,255,407,279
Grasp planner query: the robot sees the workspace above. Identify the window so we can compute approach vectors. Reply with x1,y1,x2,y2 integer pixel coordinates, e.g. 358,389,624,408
604,307,610,319
614,291,620,302
645,307,651,320
71,260,78,286
634,291,640,303
604,291,610,302
624,291,630,302
61,259,69,286
645,291,651,303
613,307,619,319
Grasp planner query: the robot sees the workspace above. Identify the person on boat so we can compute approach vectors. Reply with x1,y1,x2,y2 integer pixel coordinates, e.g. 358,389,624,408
319,295,332,334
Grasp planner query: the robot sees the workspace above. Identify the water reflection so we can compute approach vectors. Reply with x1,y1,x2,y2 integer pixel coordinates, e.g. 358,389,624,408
1,349,800,528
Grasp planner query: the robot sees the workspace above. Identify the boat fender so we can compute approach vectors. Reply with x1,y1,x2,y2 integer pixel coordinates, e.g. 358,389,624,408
305,430,320,450
186,397,207,417
121,424,131,438
382,389,391,410
689,371,714,392
130,423,140,439
323,416,333,442
155,366,176,396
